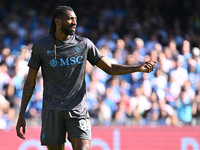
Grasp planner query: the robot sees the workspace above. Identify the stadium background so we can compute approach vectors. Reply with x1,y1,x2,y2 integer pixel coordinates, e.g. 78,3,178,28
0,0,200,149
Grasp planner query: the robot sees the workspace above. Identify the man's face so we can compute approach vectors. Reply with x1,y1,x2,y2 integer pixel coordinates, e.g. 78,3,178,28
60,10,77,35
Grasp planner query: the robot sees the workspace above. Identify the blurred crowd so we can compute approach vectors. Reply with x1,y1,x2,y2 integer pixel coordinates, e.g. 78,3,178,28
0,0,200,129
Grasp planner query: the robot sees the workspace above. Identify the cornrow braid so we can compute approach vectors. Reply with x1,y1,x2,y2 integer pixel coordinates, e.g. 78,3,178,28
49,6,74,59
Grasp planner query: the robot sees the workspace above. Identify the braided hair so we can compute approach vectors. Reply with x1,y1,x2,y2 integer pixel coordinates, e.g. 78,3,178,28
49,6,74,59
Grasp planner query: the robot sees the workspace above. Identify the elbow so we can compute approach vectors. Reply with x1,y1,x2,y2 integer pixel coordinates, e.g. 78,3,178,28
103,64,122,75
96,60,118,75
103,68,116,75
25,77,36,87
105,70,114,75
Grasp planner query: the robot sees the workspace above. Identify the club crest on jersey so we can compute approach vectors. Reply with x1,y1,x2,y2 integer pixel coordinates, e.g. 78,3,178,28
49,58,58,68
74,45,82,53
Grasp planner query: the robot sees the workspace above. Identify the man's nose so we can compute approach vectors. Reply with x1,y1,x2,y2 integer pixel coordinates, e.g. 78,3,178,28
72,19,77,25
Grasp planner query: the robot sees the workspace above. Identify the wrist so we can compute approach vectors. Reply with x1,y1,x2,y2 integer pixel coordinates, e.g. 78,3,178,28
19,111,25,116
135,66,141,72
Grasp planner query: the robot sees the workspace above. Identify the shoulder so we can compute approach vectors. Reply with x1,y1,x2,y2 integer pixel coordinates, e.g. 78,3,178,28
31,35,53,53
74,34,92,44
33,35,53,46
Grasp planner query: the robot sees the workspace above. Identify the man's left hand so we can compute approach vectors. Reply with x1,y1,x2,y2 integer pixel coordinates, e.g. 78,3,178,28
139,60,157,73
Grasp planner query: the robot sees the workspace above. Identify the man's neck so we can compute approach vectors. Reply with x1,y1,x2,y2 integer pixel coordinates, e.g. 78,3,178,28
55,31,70,41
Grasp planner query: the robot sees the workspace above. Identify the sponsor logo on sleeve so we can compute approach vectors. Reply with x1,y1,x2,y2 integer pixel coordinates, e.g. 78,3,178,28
47,50,55,54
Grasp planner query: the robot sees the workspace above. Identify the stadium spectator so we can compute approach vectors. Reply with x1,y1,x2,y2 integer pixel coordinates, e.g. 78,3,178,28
0,0,200,129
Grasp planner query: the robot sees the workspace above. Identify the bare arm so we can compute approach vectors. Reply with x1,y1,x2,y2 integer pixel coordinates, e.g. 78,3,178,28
16,67,38,139
96,57,157,75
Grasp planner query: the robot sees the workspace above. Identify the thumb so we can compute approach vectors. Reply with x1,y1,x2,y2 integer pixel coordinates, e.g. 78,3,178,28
23,124,26,134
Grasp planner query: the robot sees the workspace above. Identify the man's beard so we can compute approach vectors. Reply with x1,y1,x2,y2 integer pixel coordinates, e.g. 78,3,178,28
61,23,75,35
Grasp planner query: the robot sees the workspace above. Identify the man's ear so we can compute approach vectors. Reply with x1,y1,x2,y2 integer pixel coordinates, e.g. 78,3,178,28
54,18,61,25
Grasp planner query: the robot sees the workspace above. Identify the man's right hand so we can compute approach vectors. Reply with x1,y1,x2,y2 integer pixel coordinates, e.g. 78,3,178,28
16,115,26,140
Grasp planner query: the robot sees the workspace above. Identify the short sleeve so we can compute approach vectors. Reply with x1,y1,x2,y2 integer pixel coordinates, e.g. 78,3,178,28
87,39,103,66
28,43,41,70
